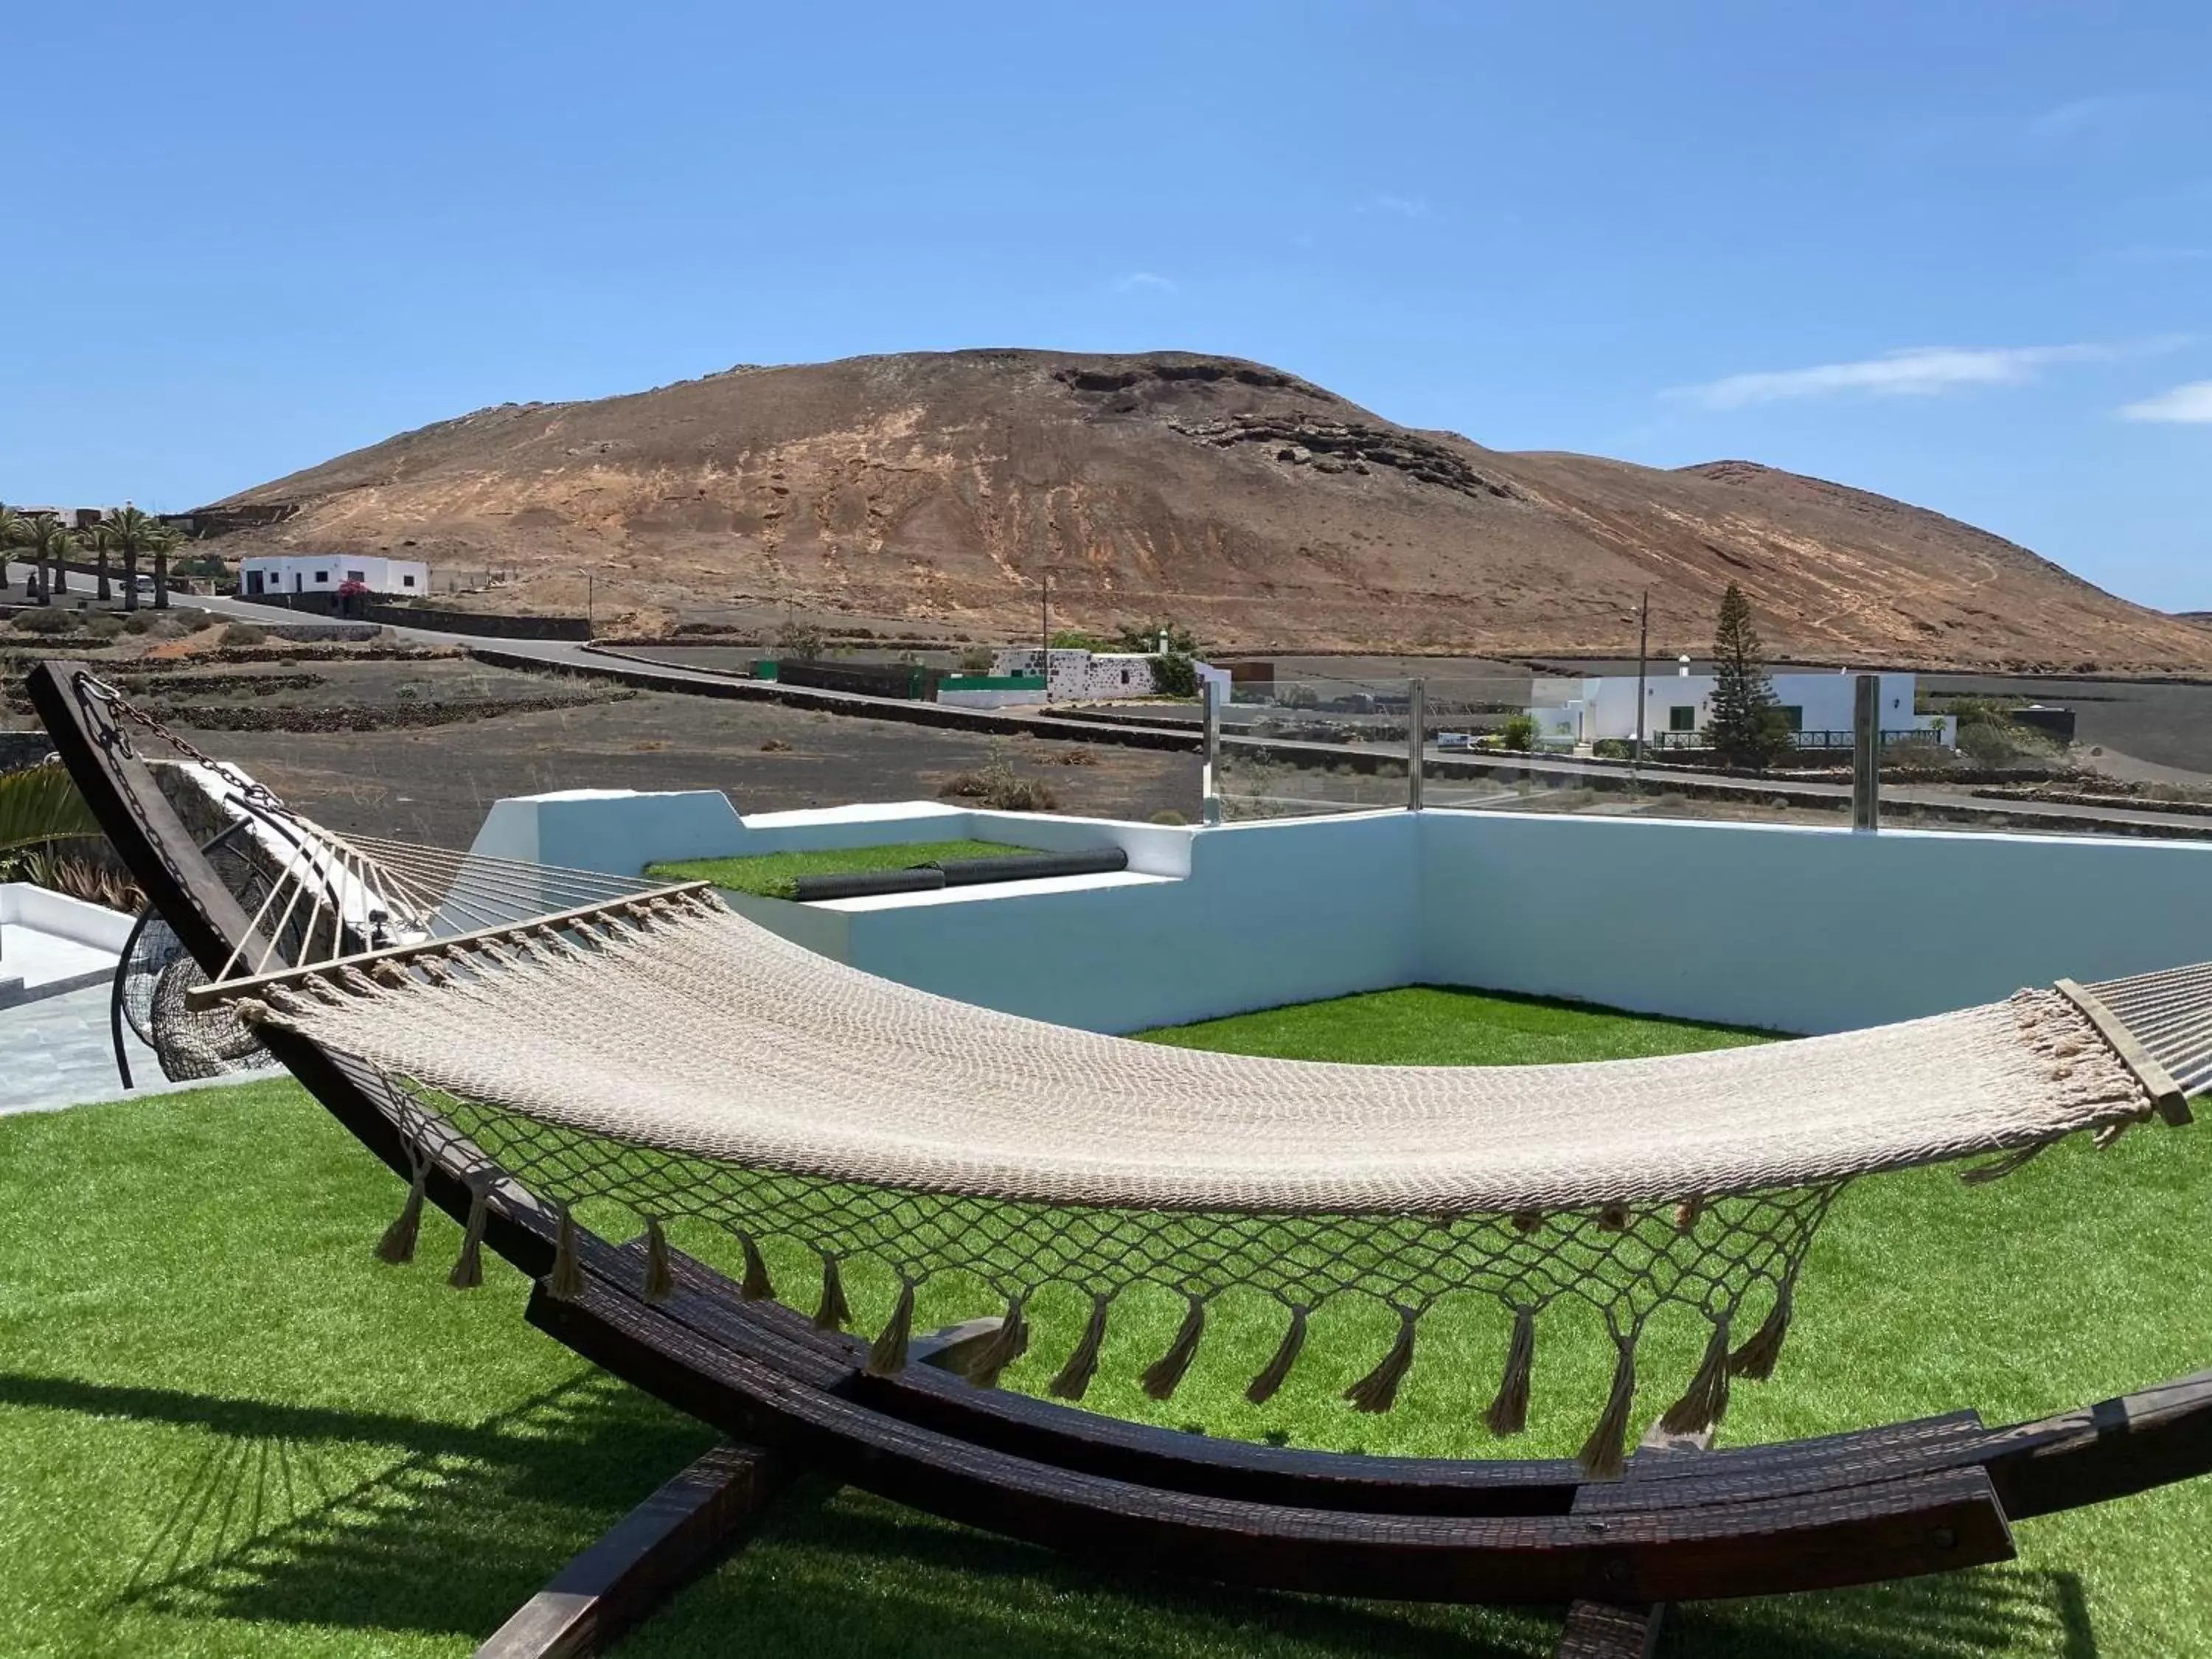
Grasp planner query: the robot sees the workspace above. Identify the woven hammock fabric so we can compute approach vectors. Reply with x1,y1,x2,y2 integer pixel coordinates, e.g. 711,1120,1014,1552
221,883,2182,1473
243,891,2154,1214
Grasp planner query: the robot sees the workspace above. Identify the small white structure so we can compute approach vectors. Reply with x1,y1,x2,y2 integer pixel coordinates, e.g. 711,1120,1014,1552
1529,669,1955,751
991,647,1231,703
239,554,429,597
0,883,136,1006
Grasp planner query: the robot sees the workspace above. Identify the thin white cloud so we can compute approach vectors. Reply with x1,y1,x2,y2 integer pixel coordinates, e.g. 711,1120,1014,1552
2118,380,2212,423
2028,94,2149,141
2105,243,2212,264
1671,344,2115,410
1113,271,1177,295
1363,193,1432,219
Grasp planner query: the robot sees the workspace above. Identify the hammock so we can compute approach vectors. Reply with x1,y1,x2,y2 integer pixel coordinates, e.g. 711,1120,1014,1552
170,799,2208,1478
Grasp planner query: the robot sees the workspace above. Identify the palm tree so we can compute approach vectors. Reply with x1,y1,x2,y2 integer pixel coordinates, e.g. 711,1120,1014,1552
20,516,77,607
0,502,27,593
95,504,161,613
146,522,183,610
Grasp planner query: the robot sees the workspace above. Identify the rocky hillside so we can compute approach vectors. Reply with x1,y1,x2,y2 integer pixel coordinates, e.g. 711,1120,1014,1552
202,349,2211,672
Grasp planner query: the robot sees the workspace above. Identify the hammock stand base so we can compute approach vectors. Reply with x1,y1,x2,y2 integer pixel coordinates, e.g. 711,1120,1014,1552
29,658,2212,1659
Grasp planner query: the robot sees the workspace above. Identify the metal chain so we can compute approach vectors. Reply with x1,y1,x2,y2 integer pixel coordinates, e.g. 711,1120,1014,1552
73,671,293,817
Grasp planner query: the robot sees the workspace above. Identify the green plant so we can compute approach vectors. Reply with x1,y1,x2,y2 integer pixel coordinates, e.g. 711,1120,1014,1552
1497,712,1539,751
1114,620,1201,656
120,612,154,635
220,621,268,647
1592,737,1635,759
1149,808,1189,826
775,618,828,661
955,644,997,673
0,763,102,859
11,608,74,636
1150,652,1200,698
86,613,125,641
1707,583,1792,768
1049,628,1114,652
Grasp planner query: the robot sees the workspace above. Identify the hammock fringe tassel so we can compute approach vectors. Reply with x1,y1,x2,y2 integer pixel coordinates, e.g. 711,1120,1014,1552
449,1179,490,1290
641,1218,675,1304
1728,1286,1793,1382
864,1280,916,1378
548,1205,583,1301
1142,1297,1207,1400
1245,1305,1308,1405
1659,1315,1733,1436
1484,1308,1537,1438
1578,1335,1639,1480
1345,1307,1419,1413
965,1297,1029,1388
1049,1295,1110,1401
739,1234,774,1301
814,1253,851,1332
375,1152,430,1265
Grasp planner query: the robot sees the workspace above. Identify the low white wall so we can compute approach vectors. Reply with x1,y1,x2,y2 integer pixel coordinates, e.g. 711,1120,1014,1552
830,812,1419,1032
1419,812,2212,1034
467,793,1194,877
462,788,2212,1038
0,883,135,952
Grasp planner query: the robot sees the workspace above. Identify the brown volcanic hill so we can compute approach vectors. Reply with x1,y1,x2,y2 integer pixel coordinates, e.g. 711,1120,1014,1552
204,349,2211,672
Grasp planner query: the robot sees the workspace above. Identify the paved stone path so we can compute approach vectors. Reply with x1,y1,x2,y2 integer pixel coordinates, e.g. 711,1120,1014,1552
0,982,251,1116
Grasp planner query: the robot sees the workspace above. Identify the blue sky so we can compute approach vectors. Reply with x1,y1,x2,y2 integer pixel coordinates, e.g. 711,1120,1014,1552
7,1,2207,607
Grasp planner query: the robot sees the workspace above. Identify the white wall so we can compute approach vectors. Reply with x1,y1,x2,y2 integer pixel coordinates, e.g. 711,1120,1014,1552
0,883,136,952
1418,811,2212,1034
462,789,2212,1038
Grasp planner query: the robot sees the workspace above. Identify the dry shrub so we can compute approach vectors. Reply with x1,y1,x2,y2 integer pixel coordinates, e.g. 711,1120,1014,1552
939,746,1060,811
1046,746,1101,767
759,737,792,752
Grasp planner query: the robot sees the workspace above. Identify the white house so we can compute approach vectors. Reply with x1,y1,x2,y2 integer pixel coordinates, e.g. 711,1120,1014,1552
1529,669,1955,750
991,647,1231,704
239,554,430,598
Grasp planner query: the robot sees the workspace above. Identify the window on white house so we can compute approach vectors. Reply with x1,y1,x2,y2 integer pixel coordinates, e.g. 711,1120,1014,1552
1669,706,1696,731
315,571,330,582
403,574,417,587
346,570,365,582
1778,706,1804,731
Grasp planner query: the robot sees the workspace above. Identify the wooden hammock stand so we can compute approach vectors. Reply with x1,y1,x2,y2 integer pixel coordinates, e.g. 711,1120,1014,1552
31,658,2212,1659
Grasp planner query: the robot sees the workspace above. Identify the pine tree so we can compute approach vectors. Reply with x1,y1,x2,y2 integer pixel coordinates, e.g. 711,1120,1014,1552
1707,583,1790,768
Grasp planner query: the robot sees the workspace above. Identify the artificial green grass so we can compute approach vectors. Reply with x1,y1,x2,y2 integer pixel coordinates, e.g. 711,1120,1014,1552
645,838,1035,899
2,990,2208,1656
1136,983,1775,1065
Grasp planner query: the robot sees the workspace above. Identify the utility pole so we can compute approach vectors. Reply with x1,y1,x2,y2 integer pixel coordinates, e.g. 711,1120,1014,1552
1632,588,1650,782
585,571,594,636
1040,568,1051,704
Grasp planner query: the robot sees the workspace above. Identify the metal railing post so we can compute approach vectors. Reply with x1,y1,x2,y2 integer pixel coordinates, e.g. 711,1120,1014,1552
1852,674,1881,832
1201,676,1222,826
1408,679,1426,812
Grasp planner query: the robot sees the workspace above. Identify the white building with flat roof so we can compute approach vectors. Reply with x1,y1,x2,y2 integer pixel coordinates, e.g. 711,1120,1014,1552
1530,669,1955,751
239,554,428,597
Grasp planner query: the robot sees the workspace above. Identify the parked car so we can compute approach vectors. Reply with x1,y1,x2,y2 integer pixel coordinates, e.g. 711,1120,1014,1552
1435,731,1476,751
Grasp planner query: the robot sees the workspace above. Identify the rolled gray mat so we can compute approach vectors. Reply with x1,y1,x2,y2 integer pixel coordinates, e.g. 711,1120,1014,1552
792,867,949,901
928,848,1130,886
